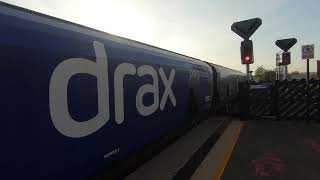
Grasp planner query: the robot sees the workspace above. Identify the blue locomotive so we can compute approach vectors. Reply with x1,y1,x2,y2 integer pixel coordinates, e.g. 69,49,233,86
0,2,245,179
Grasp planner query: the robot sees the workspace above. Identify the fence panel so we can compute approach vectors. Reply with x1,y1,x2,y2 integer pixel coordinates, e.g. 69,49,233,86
240,79,320,122
248,84,273,118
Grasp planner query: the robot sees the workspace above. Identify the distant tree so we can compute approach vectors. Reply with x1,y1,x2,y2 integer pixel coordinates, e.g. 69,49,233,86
288,71,301,80
253,66,277,82
254,66,267,81
263,70,276,82
290,71,300,75
310,72,318,80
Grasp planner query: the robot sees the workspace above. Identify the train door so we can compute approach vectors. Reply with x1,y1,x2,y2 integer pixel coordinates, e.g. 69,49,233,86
205,64,219,112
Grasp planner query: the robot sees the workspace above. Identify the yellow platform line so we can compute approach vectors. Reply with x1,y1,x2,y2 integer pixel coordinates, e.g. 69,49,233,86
213,122,245,180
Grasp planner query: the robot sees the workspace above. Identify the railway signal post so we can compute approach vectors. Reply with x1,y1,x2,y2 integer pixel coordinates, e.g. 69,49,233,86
231,18,262,80
275,38,297,80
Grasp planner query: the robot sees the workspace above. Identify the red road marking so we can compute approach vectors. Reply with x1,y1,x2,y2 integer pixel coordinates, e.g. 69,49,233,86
304,137,320,153
250,153,286,177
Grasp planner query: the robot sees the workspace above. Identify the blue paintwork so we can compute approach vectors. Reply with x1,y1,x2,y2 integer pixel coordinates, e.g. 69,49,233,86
0,3,212,179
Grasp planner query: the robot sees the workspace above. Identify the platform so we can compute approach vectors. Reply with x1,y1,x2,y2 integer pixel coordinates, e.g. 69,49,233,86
124,117,227,180
124,118,320,180
221,120,320,180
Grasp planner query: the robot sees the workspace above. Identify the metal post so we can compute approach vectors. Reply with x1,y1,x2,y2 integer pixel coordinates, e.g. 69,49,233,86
306,59,310,123
284,65,288,80
246,64,250,80
307,59,310,85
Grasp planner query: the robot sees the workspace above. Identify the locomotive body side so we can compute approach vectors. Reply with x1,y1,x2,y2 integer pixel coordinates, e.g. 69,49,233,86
207,63,246,113
0,2,213,179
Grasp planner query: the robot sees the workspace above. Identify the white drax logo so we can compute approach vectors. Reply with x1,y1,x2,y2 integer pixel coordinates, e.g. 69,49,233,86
49,41,176,138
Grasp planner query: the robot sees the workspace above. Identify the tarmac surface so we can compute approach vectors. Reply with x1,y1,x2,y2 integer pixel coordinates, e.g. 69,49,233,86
124,118,320,180
222,120,320,180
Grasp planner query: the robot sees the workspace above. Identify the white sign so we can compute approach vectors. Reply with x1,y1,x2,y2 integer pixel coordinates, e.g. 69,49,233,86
302,44,314,59
250,85,268,89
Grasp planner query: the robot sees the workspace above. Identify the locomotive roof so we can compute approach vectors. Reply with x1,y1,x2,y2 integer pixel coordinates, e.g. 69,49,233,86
0,2,211,68
207,62,245,76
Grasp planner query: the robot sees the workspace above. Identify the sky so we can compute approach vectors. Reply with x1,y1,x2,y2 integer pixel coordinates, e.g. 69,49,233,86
2,0,320,73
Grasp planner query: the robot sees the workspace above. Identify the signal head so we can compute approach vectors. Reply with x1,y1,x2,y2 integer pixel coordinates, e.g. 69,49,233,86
241,40,254,64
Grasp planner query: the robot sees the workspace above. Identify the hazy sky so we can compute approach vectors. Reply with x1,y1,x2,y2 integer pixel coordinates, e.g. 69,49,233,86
3,0,320,73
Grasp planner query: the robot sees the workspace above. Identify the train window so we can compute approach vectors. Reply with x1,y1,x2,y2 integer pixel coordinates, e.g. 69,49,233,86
192,64,209,78
192,64,205,72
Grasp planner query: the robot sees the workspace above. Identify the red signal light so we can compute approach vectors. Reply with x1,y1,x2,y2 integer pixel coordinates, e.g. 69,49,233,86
241,40,253,64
